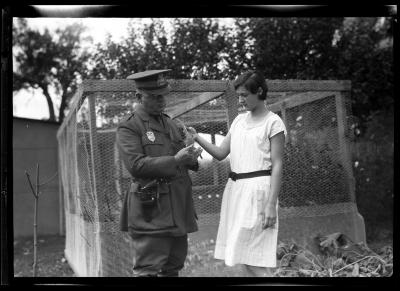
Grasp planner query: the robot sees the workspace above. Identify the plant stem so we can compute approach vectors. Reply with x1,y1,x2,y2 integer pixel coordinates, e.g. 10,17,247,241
33,193,38,277
33,163,39,277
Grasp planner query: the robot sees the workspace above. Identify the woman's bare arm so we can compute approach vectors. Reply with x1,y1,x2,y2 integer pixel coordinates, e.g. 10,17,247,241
262,131,285,229
266,131,285,208
187,127,231,161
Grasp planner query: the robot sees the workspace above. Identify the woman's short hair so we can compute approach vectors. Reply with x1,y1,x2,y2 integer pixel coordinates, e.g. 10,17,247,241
233,70,268,100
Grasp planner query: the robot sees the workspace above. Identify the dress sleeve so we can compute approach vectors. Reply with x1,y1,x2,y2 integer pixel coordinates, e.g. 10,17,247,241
268,115,287,140
228,114,242,134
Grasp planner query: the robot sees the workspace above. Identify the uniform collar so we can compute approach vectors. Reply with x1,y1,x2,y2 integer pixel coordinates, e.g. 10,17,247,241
135,104,167,133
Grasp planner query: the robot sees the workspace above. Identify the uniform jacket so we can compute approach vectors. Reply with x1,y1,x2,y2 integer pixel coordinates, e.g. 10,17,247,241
116,104,199,237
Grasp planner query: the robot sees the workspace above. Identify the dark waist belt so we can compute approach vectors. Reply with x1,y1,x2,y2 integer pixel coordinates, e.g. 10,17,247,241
228,170,271,181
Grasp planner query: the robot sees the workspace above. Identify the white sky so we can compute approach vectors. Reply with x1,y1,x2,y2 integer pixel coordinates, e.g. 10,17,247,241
13,17,130,120
24,17,139,44
13,16,235,121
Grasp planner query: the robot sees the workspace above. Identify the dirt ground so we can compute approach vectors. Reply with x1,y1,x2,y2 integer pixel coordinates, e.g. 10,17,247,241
13,233,243,277
13,235,75,277
13,228,392,278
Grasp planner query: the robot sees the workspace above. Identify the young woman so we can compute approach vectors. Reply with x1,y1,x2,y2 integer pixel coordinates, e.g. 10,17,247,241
187,71,286,277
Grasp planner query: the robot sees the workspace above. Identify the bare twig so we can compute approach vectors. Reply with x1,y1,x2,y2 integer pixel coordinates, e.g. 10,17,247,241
38,171,58,187
25,163,48,277
25,171,38,198
33,163,39,277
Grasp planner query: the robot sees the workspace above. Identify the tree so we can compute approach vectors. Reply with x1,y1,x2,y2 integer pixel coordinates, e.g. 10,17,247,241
88,18,232,81
244,17,344,79
334,17,394,120
167,18,230,80
87,18,170,80
87,17,393,122
13,19,93,122
230,17,393,122
221,18,256,79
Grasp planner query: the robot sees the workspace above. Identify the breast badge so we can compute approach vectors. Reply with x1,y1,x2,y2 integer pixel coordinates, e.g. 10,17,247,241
146,131,156,142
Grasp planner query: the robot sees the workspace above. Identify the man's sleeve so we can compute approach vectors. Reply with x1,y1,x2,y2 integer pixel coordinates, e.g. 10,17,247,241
116,123,178,178
186,161,199,172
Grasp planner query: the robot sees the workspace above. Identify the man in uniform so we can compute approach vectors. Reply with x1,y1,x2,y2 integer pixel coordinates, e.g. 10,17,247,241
116,69,202,277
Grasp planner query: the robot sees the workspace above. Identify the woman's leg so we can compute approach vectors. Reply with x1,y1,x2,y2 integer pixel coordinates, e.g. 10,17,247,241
243,264,274,277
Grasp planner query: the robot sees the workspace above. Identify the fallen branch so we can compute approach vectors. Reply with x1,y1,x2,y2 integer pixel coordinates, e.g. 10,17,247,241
332,255,387,276
275,239,392,277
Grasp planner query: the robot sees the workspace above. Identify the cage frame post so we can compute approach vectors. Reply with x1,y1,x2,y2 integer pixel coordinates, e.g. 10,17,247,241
87,94,104,276
58,137,65,236
335,89,356,203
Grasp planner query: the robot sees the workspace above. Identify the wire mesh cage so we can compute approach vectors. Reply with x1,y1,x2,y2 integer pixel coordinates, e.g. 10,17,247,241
57,79,363,276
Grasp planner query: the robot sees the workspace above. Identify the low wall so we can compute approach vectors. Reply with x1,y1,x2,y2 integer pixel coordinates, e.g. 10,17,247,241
189,207,366,254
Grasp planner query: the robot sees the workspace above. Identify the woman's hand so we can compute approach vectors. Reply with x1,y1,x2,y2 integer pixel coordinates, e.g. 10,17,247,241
184,133,195,147
261,203,277,229
186,127,199,141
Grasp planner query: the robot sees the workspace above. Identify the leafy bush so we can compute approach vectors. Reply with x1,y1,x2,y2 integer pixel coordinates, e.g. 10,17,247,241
352,110,393,241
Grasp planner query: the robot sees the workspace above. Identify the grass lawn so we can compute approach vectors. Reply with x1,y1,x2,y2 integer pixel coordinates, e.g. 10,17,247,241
13,229,244,277
13,224,392,277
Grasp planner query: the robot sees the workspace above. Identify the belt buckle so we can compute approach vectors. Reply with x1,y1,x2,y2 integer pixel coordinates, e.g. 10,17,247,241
229,172,237,181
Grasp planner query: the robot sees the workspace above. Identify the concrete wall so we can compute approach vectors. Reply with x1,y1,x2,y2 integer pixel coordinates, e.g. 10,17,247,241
13,117,62,237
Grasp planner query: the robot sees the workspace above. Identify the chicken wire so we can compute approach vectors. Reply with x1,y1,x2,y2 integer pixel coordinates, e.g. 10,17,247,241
57,79,359,276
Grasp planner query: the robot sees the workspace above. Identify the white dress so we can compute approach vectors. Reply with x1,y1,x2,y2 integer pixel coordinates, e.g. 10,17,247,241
214,110,287,267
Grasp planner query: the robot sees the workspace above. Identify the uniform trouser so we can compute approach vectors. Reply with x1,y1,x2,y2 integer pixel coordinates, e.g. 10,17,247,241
128,232,188,277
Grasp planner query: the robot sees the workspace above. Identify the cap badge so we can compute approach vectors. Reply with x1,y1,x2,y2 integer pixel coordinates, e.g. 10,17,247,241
146,131,156,142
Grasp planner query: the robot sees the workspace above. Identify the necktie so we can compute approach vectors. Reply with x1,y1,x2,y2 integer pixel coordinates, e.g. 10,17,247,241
152,114,165,129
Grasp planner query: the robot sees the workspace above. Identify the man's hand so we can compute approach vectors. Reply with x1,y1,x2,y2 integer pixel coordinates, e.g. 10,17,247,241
174,145,202,166
188,145,203,159
186,127,203,159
